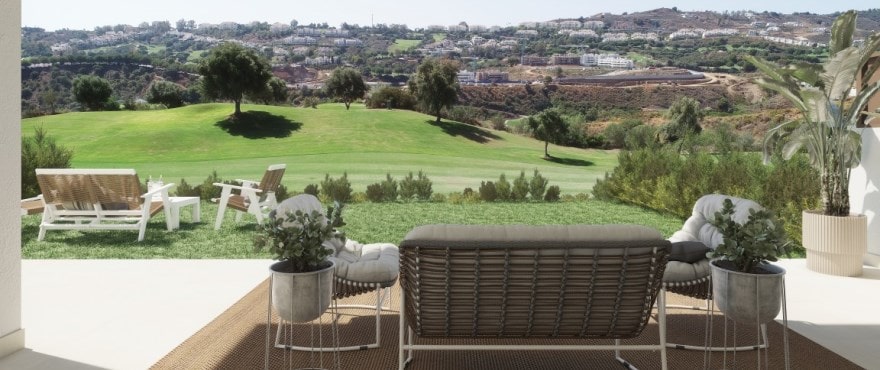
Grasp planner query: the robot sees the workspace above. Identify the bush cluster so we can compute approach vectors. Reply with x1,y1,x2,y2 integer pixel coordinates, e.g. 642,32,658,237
320,173,353,203
173,171,289,202
366,174,399,202
365,87,416,110
592,147,819,248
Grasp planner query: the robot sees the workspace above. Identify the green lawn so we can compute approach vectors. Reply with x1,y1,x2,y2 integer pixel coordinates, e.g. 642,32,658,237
22,103,616,194
388,39,421,53
21,200,683,259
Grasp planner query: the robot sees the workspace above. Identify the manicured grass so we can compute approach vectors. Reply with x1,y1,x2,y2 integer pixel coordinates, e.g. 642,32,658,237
22,103,616,194
21,200,683,259
388,39,421,53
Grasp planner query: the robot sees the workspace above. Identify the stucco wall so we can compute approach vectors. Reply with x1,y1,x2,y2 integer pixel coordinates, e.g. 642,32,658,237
851,128,880,266
0,0,24,357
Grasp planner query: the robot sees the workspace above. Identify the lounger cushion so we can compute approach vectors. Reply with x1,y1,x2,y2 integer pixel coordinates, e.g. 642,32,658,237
669,241,710,263
329,239,399,283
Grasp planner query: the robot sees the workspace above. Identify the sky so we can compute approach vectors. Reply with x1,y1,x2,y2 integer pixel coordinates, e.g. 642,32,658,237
22,0,878,31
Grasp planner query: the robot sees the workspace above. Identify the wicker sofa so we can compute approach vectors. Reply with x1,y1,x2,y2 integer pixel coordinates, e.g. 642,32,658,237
397,224,671,370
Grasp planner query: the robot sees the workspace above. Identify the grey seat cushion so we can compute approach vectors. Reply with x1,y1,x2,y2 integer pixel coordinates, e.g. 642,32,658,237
669,241,710,263
327,239,398,283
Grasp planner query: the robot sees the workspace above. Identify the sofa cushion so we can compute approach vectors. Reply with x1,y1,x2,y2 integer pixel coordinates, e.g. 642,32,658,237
669,241,710,263
329,239,398,283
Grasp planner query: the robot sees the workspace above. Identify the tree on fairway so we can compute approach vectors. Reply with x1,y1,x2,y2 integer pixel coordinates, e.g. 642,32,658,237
198,43,272,117
325,67,367,110
528,109,568,158
72,75,112,111
664,96,703,141
408,58,459,122
146,80,185,108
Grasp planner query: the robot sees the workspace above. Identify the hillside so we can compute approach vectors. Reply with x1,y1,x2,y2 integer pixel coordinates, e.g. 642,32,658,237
21,103,616,194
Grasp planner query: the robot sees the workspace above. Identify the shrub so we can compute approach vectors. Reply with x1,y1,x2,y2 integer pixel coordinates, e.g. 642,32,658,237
351,192,368,203
479,181,498,202
511,171,530,201
21,127,73,198
303,184,319,197
529,169,548,200
430,193,447,203
380,174,398,202
400,171,432,201
624,124,658,150
174,178,196,197
301,96,320,108
366,86,416,110
274,184,289,202
544,185,561,202
496,174,511,201
366,183,384,202
146,80,185,108
320,173,353,203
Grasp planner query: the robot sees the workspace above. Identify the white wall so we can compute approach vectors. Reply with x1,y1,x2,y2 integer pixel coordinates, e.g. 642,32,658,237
851,128,880,266
0,0,24,358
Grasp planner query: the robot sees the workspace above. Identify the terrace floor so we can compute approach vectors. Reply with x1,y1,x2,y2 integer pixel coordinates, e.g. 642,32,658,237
0,259,878,370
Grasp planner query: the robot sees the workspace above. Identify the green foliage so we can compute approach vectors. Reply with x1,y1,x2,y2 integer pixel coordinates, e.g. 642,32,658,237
592,147,820,248
253,206,341,272
624,124,658,150
527,109,568,158
529,169,548,200
21,127,74,198
408,58,460,122
511,171,529,202
366,183,384,202
749,10,880,216
320,173,353,203
198,42,272,116
380,174,398,202
662,96,704,143
399,171,433,201
708,198,791,273
366,86,416,110
72,75,112,111
479,181,498,202
325,67,367,110
495,174,511,201
146,81,185,108
544,185,561,202
248,77,289,105
602,120,642,149
301,96,320,108
303,184,319,197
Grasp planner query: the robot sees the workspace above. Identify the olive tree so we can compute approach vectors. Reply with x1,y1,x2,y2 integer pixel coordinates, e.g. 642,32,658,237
325,67,367,110
528,109,568,158
408,58,459,122
198,43,272,117
72,75,112,111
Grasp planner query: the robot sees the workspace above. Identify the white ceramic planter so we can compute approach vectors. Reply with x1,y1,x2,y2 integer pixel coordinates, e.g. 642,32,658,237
270,260,335,323
802,211,867,277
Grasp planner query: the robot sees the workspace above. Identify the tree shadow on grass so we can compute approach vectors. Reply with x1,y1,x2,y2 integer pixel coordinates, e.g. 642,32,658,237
215,111,302,139
427,120,502,144
543,155,594,167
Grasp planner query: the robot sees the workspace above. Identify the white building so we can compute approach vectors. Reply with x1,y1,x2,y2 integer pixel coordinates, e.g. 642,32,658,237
581,53,634,69
558,20,582,29
703,28,739,38
569,30,598,39
583,21,605,30
333,38,363,47
602,33,629,42
515,30,539,38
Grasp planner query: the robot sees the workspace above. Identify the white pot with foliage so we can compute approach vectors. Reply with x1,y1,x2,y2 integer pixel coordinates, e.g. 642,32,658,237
748,10,880,276
254,195,346,323
709,199,791,324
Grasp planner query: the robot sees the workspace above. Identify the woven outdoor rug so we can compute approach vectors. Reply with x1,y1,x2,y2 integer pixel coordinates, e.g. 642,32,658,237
152,279,861,370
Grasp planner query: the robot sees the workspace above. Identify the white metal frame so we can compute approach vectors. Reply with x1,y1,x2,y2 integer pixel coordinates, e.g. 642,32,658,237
275,284,393,352
397,286,668,370
35,169,174,242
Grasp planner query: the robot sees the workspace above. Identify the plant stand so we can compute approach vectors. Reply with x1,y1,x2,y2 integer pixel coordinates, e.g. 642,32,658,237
265,273,340,370
705,272,790,370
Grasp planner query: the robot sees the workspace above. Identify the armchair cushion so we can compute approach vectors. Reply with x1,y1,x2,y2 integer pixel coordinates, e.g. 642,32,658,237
669,241,710,263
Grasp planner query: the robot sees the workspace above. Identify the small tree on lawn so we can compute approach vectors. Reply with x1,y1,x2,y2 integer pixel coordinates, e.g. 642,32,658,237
528,109,568,158
325,67,367,110
408,58,459,123
198,43,272,117
72,75,112,111
146,80,185,108
22,127,73,198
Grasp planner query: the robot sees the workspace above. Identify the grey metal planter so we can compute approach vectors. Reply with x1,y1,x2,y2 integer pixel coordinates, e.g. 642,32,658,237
270,260,335,323
711,261,785,325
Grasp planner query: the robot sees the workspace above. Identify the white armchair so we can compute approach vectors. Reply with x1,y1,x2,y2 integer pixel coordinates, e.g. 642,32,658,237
213,164,285,230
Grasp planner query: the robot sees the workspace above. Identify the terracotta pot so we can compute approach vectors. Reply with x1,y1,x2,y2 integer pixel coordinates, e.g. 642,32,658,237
802,211,866,277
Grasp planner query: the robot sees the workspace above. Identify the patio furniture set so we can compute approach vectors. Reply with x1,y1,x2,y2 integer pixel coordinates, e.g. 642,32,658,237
23,165,773,369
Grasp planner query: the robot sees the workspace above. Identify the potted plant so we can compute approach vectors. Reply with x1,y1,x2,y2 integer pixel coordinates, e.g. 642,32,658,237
708,198,791,324
253,198,345,323
747,10,880,276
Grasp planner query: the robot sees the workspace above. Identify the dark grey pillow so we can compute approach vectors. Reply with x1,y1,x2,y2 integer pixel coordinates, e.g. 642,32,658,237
669,241,710,263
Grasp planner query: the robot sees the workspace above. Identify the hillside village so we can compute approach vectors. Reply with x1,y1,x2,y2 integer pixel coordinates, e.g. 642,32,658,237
19,8,880,121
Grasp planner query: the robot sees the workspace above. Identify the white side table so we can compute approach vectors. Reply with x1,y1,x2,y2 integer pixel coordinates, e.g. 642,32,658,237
168,197,201,230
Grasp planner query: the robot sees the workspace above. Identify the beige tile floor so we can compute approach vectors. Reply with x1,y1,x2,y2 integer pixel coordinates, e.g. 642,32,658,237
0,259,878,370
